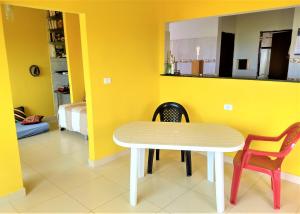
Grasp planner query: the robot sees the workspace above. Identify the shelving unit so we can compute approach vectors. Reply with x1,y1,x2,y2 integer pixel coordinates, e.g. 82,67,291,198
47,10,70,113
47,11,66,58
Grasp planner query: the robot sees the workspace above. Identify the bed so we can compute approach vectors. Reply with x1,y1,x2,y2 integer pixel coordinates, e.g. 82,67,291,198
58,102,88,137
16,122,49,139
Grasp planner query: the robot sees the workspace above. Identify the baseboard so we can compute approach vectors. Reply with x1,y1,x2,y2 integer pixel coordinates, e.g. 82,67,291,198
88,149,129,168
88,150,300,184
198,152,300,185
281,172,300,184
0,187,25,203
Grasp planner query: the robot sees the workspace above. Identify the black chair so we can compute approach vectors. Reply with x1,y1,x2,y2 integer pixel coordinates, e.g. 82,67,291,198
147,102,192,176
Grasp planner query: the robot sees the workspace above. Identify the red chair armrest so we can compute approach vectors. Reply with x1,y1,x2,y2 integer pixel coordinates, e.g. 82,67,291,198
243,134,283,151
247,134,281,142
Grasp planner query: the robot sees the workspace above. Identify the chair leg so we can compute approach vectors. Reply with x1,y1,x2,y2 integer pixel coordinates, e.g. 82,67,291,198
181,150,185,162
185,151,192,176
230,165,243,205
147,149,154,174
156,149,160,160
272,171,281,209
271,177,273,191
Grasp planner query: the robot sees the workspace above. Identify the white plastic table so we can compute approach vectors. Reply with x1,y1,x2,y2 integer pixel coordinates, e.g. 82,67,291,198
113,121,244,213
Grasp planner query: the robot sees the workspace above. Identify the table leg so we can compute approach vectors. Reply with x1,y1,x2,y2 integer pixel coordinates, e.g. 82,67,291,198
130,148,138,206
138,148,145,178
215,152,224,213
207,152,214,182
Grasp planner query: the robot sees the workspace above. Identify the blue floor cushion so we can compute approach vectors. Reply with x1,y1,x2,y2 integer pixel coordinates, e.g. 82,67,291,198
16,122,49,139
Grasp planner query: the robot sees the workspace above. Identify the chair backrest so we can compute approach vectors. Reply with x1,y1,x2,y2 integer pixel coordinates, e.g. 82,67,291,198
280,122,300,153
152,102,190,123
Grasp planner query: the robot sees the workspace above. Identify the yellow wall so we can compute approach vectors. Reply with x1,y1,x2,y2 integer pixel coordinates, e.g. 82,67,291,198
0,7,24,197
0,0,300,198
78,2,160,160
160,77,300,175
2,6,54,116
158,1,300,176
64,12,85,103
0,1,160,180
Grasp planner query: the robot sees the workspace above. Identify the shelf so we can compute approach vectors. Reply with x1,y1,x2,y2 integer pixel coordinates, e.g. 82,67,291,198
55,70,68,75
48,11,66,57
50,57,67,59
49,41,65,46
48,16,63,21
49,28,64,33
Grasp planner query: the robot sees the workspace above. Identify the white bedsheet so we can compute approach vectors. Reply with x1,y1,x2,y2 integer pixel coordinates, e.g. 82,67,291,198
58,102,87,136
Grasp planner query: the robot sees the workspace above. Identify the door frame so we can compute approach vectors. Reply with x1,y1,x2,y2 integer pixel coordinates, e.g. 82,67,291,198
256,29,292,78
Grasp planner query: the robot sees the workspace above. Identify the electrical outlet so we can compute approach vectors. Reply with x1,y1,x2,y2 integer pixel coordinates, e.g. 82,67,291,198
103,77,111,85
224,104,233,111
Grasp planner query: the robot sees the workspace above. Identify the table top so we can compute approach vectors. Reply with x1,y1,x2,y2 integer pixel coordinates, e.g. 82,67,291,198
113,121,244,152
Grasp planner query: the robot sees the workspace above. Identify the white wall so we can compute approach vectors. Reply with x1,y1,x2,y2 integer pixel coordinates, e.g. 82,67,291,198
220,16,236,34
167,8,296,78
288,7,300,80
169,17,219,40
169,17,219,75
233,8,295,78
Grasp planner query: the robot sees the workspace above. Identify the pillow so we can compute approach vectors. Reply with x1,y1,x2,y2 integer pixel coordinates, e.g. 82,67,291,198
14,106,26,122
21,115,44,125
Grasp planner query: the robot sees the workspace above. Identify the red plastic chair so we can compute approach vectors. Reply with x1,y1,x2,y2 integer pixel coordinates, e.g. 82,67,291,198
230,122,300,209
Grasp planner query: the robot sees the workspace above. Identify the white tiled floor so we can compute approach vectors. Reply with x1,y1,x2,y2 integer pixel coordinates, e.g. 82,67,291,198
1,127,300,213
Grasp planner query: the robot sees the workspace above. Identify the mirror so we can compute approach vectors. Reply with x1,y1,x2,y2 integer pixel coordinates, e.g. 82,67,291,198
164,7,300,81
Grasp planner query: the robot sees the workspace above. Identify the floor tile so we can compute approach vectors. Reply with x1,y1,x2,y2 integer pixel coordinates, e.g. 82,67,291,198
148,157,179,174
164,189,227,213
157,163,206,189
93,192,161,213
66,147,90,165
67,176,127,210
27,194,89,213
192,166,261,204
19,144,63,166
227,178,300,213
21,162,40,184
138,176,188,208
46,165,98,192
29,155,79,178
197,163,262,199
13,128,300,213
9,179,64,212
97,162,150,190
92,154,130,175
0,201,16,213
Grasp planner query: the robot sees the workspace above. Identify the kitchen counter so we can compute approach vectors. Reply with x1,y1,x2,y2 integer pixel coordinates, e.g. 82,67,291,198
160,74,300,83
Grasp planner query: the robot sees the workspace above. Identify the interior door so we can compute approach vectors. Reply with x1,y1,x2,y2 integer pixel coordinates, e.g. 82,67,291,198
268,31,292,80
219,32,235,77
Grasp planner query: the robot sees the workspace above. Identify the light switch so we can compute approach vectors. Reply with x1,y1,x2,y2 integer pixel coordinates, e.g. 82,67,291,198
224,104,233,111
103,77,111,85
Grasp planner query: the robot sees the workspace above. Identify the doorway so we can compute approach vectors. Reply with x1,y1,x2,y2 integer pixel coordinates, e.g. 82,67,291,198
219,32,235,77
268,30,292,80
257,30,292,80
2,4,90,201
